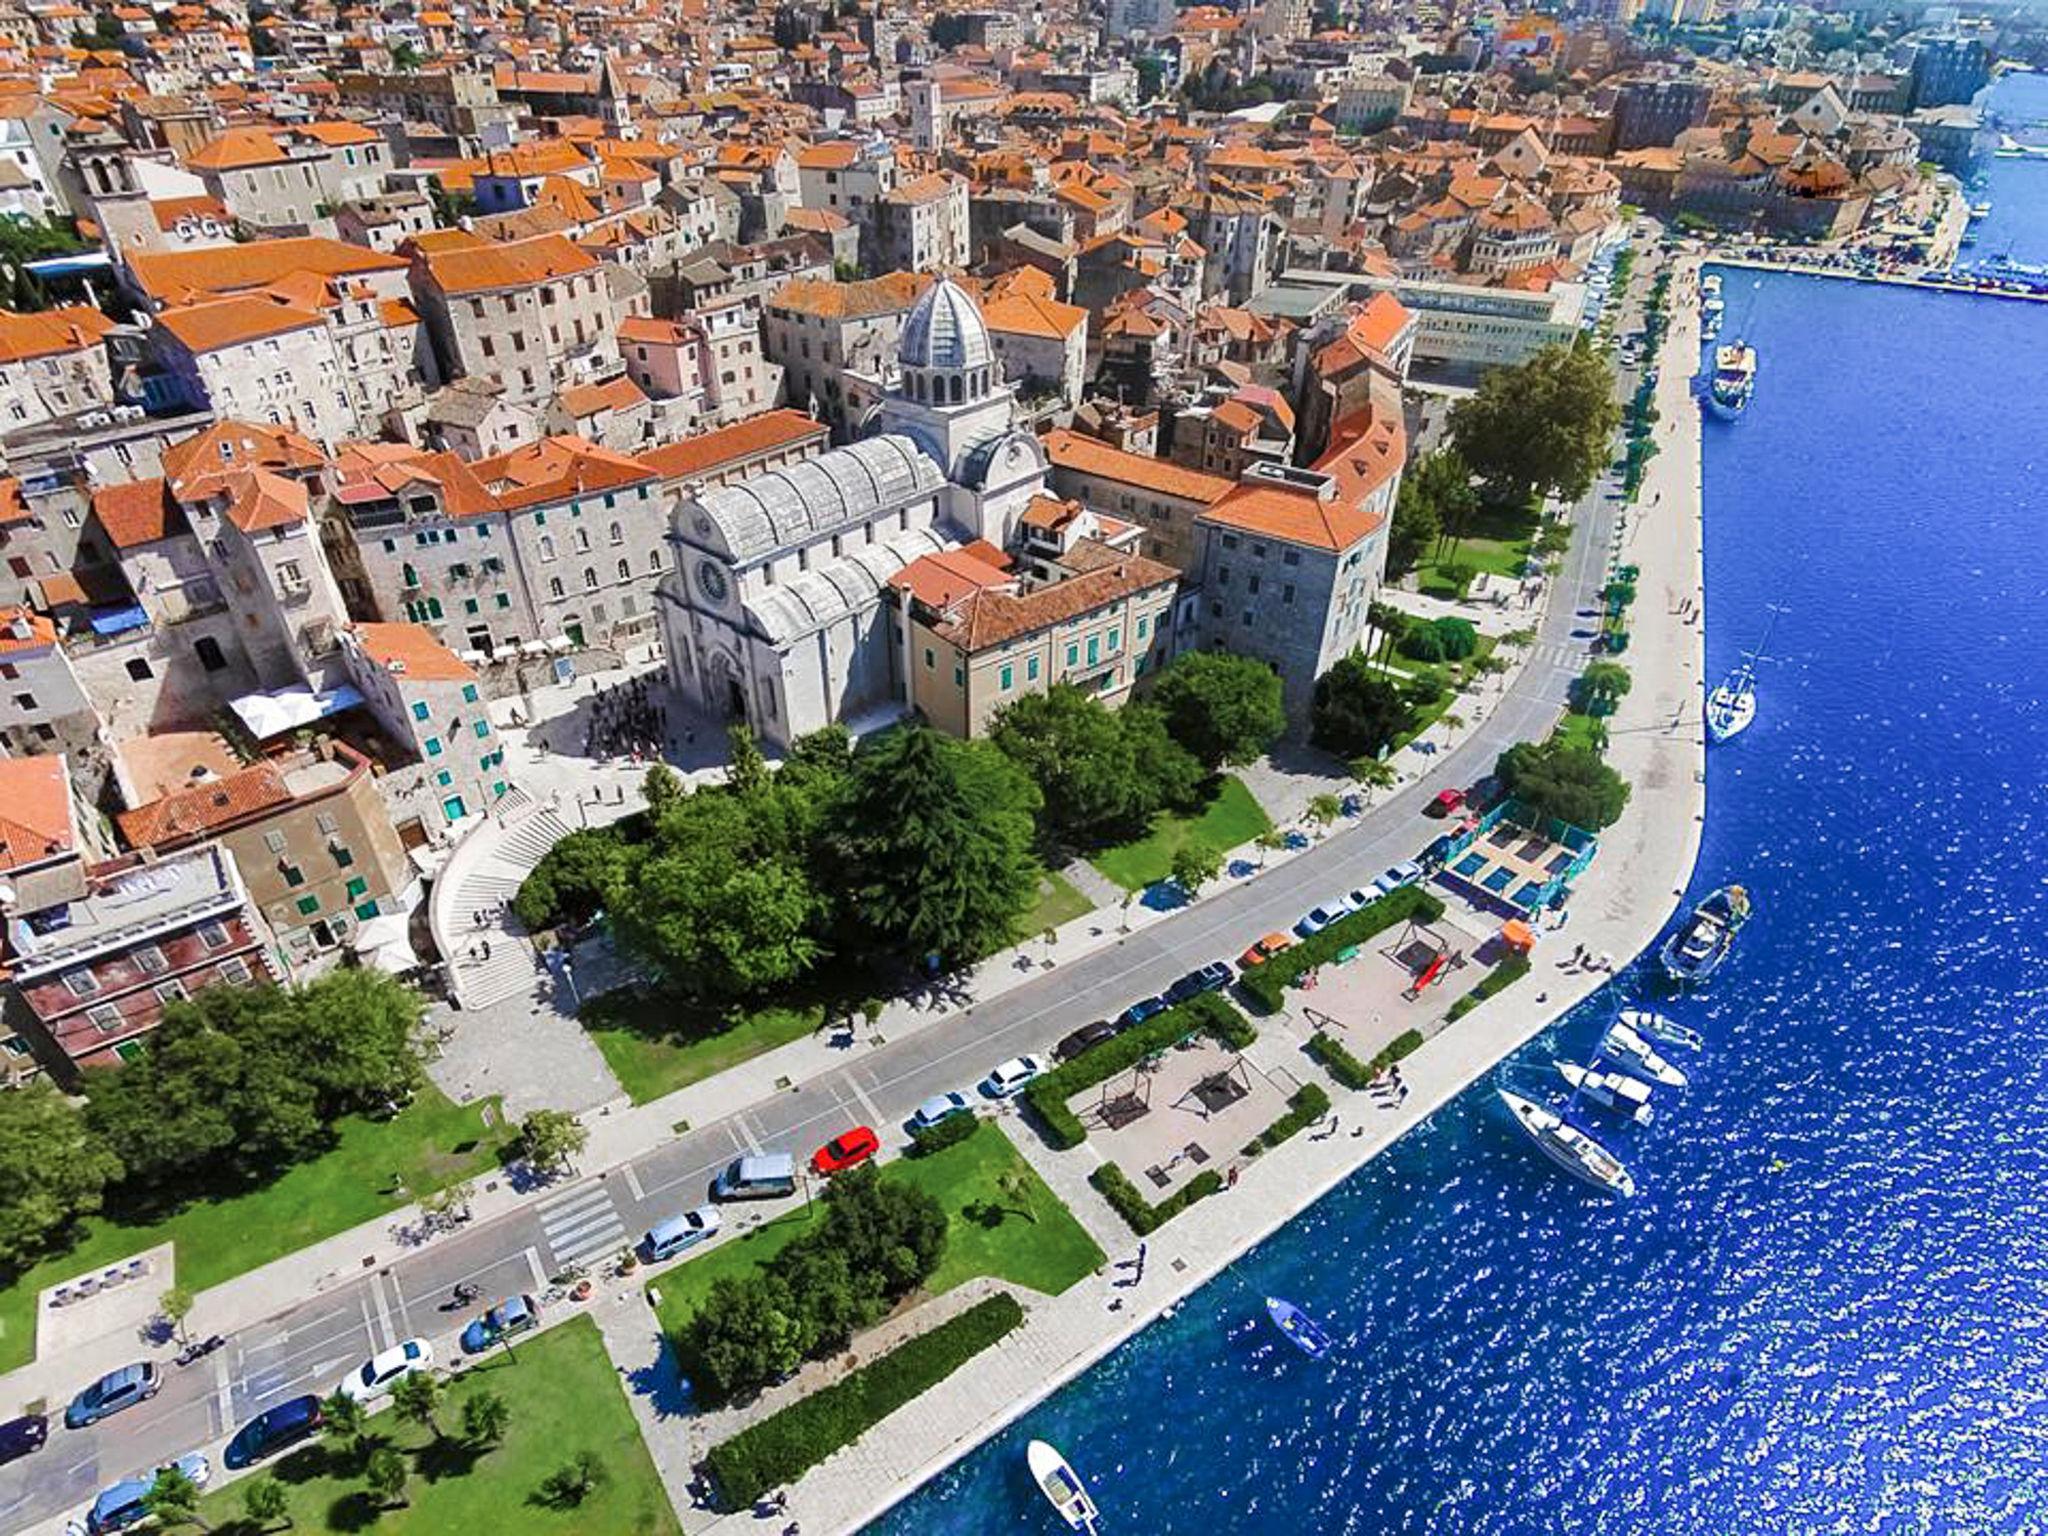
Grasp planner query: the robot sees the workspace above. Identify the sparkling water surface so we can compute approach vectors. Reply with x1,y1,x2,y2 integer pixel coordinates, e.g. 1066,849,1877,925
868,208,2048,1536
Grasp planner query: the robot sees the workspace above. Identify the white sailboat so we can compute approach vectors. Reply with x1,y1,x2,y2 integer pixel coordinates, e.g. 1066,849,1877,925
1706,609,1780,743
1028,1440,1101,1534
1499,1089,1636,1197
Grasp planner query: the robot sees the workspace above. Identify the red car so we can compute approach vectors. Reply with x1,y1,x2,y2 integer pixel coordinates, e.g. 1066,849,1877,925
811,1126,879,1176
1426,788,1466,818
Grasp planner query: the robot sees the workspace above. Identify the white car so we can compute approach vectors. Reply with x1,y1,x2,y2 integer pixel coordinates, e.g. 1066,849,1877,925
337,1338,433,1401
910,1091,973,1131
1372,861,1425,896
981,1055,1049,1099
1294,897,1356,938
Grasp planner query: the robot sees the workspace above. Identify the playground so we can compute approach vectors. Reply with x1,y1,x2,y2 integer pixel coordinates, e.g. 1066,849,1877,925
1289,906,1503,1062
1070,1032,1293,1198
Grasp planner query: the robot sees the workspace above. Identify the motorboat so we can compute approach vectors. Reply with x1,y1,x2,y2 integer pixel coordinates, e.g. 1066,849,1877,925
1660,885,1753,985
1028,1440,1101,1534
1498,1089,1636,1197
1557,1059,1655,1125
1264,1297,1334,1360
1706,341,1756,419
1618,1008,1703,1052
1600,1019,1688,1088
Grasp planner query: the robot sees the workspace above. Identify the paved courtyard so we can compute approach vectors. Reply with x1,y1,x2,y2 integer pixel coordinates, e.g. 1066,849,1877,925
1073,1033,1293,1199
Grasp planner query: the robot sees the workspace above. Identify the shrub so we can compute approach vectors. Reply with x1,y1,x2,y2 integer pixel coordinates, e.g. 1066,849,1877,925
1236,886,1445,1014
1022,993,1255,1149
511,824,642,930
1090,1163,1225,1235
1444,953,1533,1022
1429,616,1479,661
909,1113,982,1157
1306,1028,1424,1089
705,1294,1024,1510
1243,1082,1331,1157
1399,624,1447,663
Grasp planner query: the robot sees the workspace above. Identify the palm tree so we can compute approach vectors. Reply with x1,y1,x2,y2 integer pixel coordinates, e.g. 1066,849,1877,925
1440,713,1467,737
1255,829,1288,868
242,1476,291,1531
1348,755,1398,804
1305,793,1342,837
366,1446,409,1510
462,1390,512,1447
1365,601,1403,665
1500,627,1537,653
319,1391,366,1462
996,1168,1039,1225
392,1372,444,1443
1476,654,1512,693
142,1466,210,1531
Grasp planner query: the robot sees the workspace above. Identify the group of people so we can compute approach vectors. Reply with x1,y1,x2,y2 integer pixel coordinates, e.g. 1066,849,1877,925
582,675,669,763
1371,1064,1410,1109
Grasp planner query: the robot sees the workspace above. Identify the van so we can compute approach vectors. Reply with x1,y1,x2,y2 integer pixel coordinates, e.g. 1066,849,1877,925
711,1152,797,1201
640,1206,721,1261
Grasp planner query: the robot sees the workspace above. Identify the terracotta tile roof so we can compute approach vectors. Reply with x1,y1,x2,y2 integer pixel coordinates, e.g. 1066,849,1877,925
931,545,1180,652
162,419,323,503
0,605,57,656
0,480,27,528
640,409,826,481
0,754,74,873
420,232,600,295
186,124,285,171
151,193,230,230
127,237,405,306
297,118,379,146
473,434,654,510
768,270,931,321
91,477,184,547
351,620,476,682
116,758,291,848
155,293,322,352
480,138,591,178
1313,292,1413,378
617,314,688,346
557,374,646,417
223,467,312,533
981,289,1086,343
1043,429,1233,505
888,545,1014,610
0,304,114,363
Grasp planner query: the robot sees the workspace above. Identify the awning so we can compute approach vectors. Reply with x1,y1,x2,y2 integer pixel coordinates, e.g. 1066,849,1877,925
88,604,150,636
1500,920,1536,952
228,684,364,740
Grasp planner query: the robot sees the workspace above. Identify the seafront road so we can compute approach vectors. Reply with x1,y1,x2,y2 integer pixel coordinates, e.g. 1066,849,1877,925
0,246,1689,1536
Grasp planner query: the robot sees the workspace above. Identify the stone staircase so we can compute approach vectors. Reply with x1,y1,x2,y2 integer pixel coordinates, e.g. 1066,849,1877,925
431,789,575,1010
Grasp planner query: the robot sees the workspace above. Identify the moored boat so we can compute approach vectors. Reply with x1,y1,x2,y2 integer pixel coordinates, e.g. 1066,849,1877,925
1556,1060,1655,1124
1028,1440,1101,1534
1264,1297,1334,1359
1706,609,1777,741
1660,885,1753,985
1498,1089,1636,1197
1618,1008,1704,1052
1706,341,1756,419
1600,1019,1688,1088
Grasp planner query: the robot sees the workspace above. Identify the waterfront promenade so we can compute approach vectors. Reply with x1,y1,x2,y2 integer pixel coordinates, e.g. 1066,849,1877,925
742,268,1712,1536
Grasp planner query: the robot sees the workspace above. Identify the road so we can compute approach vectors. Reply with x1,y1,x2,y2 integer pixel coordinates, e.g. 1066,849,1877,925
0,252,1665,1535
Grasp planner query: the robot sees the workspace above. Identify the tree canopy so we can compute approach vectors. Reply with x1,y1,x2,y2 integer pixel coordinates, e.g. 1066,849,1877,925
1148,652,1287,770
1311,652,1416,759
1388,449,1477,577
1449,340,1621,506
1496,739,1631,830
0,1083,122,1270
990,687,1203,849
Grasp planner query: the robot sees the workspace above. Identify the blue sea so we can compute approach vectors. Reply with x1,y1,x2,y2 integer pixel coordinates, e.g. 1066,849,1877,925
870,127,2048,1536
1966,70,2048,268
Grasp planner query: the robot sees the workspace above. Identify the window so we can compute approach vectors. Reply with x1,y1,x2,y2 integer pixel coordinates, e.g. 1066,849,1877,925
496,593,512,609
1248,575,1261,594
13,692,35,711
426,736,443,757
1137,615,1149,639
583,568,598,591
134,946,168,976
282,864,304,887
355,900,381,922
154,979,186,1005
1107,628,1121,652
474,721,490,738
574,528,591,553
608,521,623,545
954,664,965,685
1065,642,1078,666
125,657,152,681
1220,533,1239,549
435,769,452,787
199,921,230,950
1087,636,1099,664
64,968,102,997
617,558,631,580
539,535,555,562
461,683,479,703
334,844,354,868
999,664,1013,691
1283,549,1301,567
218,956,252,984
1283,584,1296,605
88,1003,124,1032
411,701,430,721
345,877,369,901
1027,656,1040,681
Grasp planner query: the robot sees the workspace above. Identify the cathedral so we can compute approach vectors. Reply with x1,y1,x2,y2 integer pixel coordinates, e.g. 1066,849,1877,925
655,278,1053,748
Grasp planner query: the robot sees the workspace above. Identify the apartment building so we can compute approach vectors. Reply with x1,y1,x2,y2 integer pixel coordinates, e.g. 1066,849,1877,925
185,121,392,228
1042,428,1233,568
409,232,624,406
339,622,509,836
760,270,931,439
0,307,117,430
0,606,96,758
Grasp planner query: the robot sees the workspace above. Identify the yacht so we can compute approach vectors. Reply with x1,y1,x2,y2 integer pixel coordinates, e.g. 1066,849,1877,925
1600,1019,1688,1088
1498,1089,1636,1197
1556,1060,1656,1124
1660,885,1753,985
1706,341,1756,420
1028,1441,1101,1534
1618,1008,1703,1052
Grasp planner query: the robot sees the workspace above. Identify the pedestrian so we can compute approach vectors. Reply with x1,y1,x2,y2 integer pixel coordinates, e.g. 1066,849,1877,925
1227,1166,1239,1189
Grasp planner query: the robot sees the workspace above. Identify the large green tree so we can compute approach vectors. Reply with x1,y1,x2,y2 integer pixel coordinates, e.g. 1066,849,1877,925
829,727,1042,964
990,685,1202,847
1311,652,1416,759
293,969,425,1110
0,1083,121,1270
1147,652,1287,770
1495,739,1631,830
1449,339,1621,506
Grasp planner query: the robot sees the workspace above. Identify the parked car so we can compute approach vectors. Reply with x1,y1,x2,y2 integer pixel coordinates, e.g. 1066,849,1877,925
1466,774,1505,813
224,1396,321,1469
711,1152,797,1201
1426,787,1467,818
909,1091,974,1131
981,1055,1049,1098
337,1339,432,1402
1372,861,1424,896
461,1295,540,1354
641,1207,721,1262
84,1457,210,1535
65,1363,159,1429
1054,1022,1119,1062
1164,961,1235,1003
1238,932,1295,968
1117,995,1169,1029
0,1413,46,1467
1294,897,1356,938
811,1126,880,1175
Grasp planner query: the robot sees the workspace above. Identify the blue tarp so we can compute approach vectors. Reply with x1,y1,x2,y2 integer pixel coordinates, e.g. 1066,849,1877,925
87,605,149,636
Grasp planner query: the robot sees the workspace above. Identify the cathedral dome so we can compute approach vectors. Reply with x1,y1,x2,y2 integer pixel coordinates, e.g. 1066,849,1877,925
898,277,993,374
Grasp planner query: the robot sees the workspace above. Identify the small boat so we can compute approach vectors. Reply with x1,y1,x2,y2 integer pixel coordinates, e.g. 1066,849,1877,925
1264,1297,1334,1360
1557,1059,1655,1124
1706,665,1757,740
1600,1019,1688,1088
1705,341,1756,420
1618,1008,1704,1052
1028,1440,1101,1534
1660,884,1753,985
1498,1089,1636,1197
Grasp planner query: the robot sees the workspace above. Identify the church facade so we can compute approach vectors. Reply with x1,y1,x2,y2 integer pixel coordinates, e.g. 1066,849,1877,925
655,278,1053,748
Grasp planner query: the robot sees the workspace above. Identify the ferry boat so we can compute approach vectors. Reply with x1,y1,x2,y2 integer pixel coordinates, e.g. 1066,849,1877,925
1618,1008,1703,1052
1706,341,1756,419
1660,885,1753,985
1028,1440,1102,1534
1264,1297,1335,1359
1600,1019,1689,1088
1556,1059,1656,1124
1498,1089,1636,1197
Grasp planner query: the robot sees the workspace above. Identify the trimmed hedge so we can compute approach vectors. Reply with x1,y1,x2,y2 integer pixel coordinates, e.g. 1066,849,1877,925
1237,885,1446,1014
1307,1028,1425,1090
1243,1082,1332,1157
706,1293,1025,1510
1024,992,1255,1149
1090,1162,1225,1236
909,1112,982,1157
1444,952,1533,1023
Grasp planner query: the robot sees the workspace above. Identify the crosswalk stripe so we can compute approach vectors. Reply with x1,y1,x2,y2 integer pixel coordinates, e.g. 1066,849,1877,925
543,1208,621,1246
536,1184,609,1216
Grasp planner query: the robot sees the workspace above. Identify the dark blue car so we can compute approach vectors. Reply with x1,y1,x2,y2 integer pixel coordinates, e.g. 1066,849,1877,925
1117,996,1168,1029
224,1395,322,1469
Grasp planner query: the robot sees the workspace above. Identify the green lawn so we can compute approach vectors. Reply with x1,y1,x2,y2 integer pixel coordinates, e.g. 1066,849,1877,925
1022,869,1094,934
1552,711,1608,754
582,993,833,1106
1091,776,1271,891
1417,500,1542,597
0,1088,509,1374
647,1124,1102,1338
196,1316,678,1535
